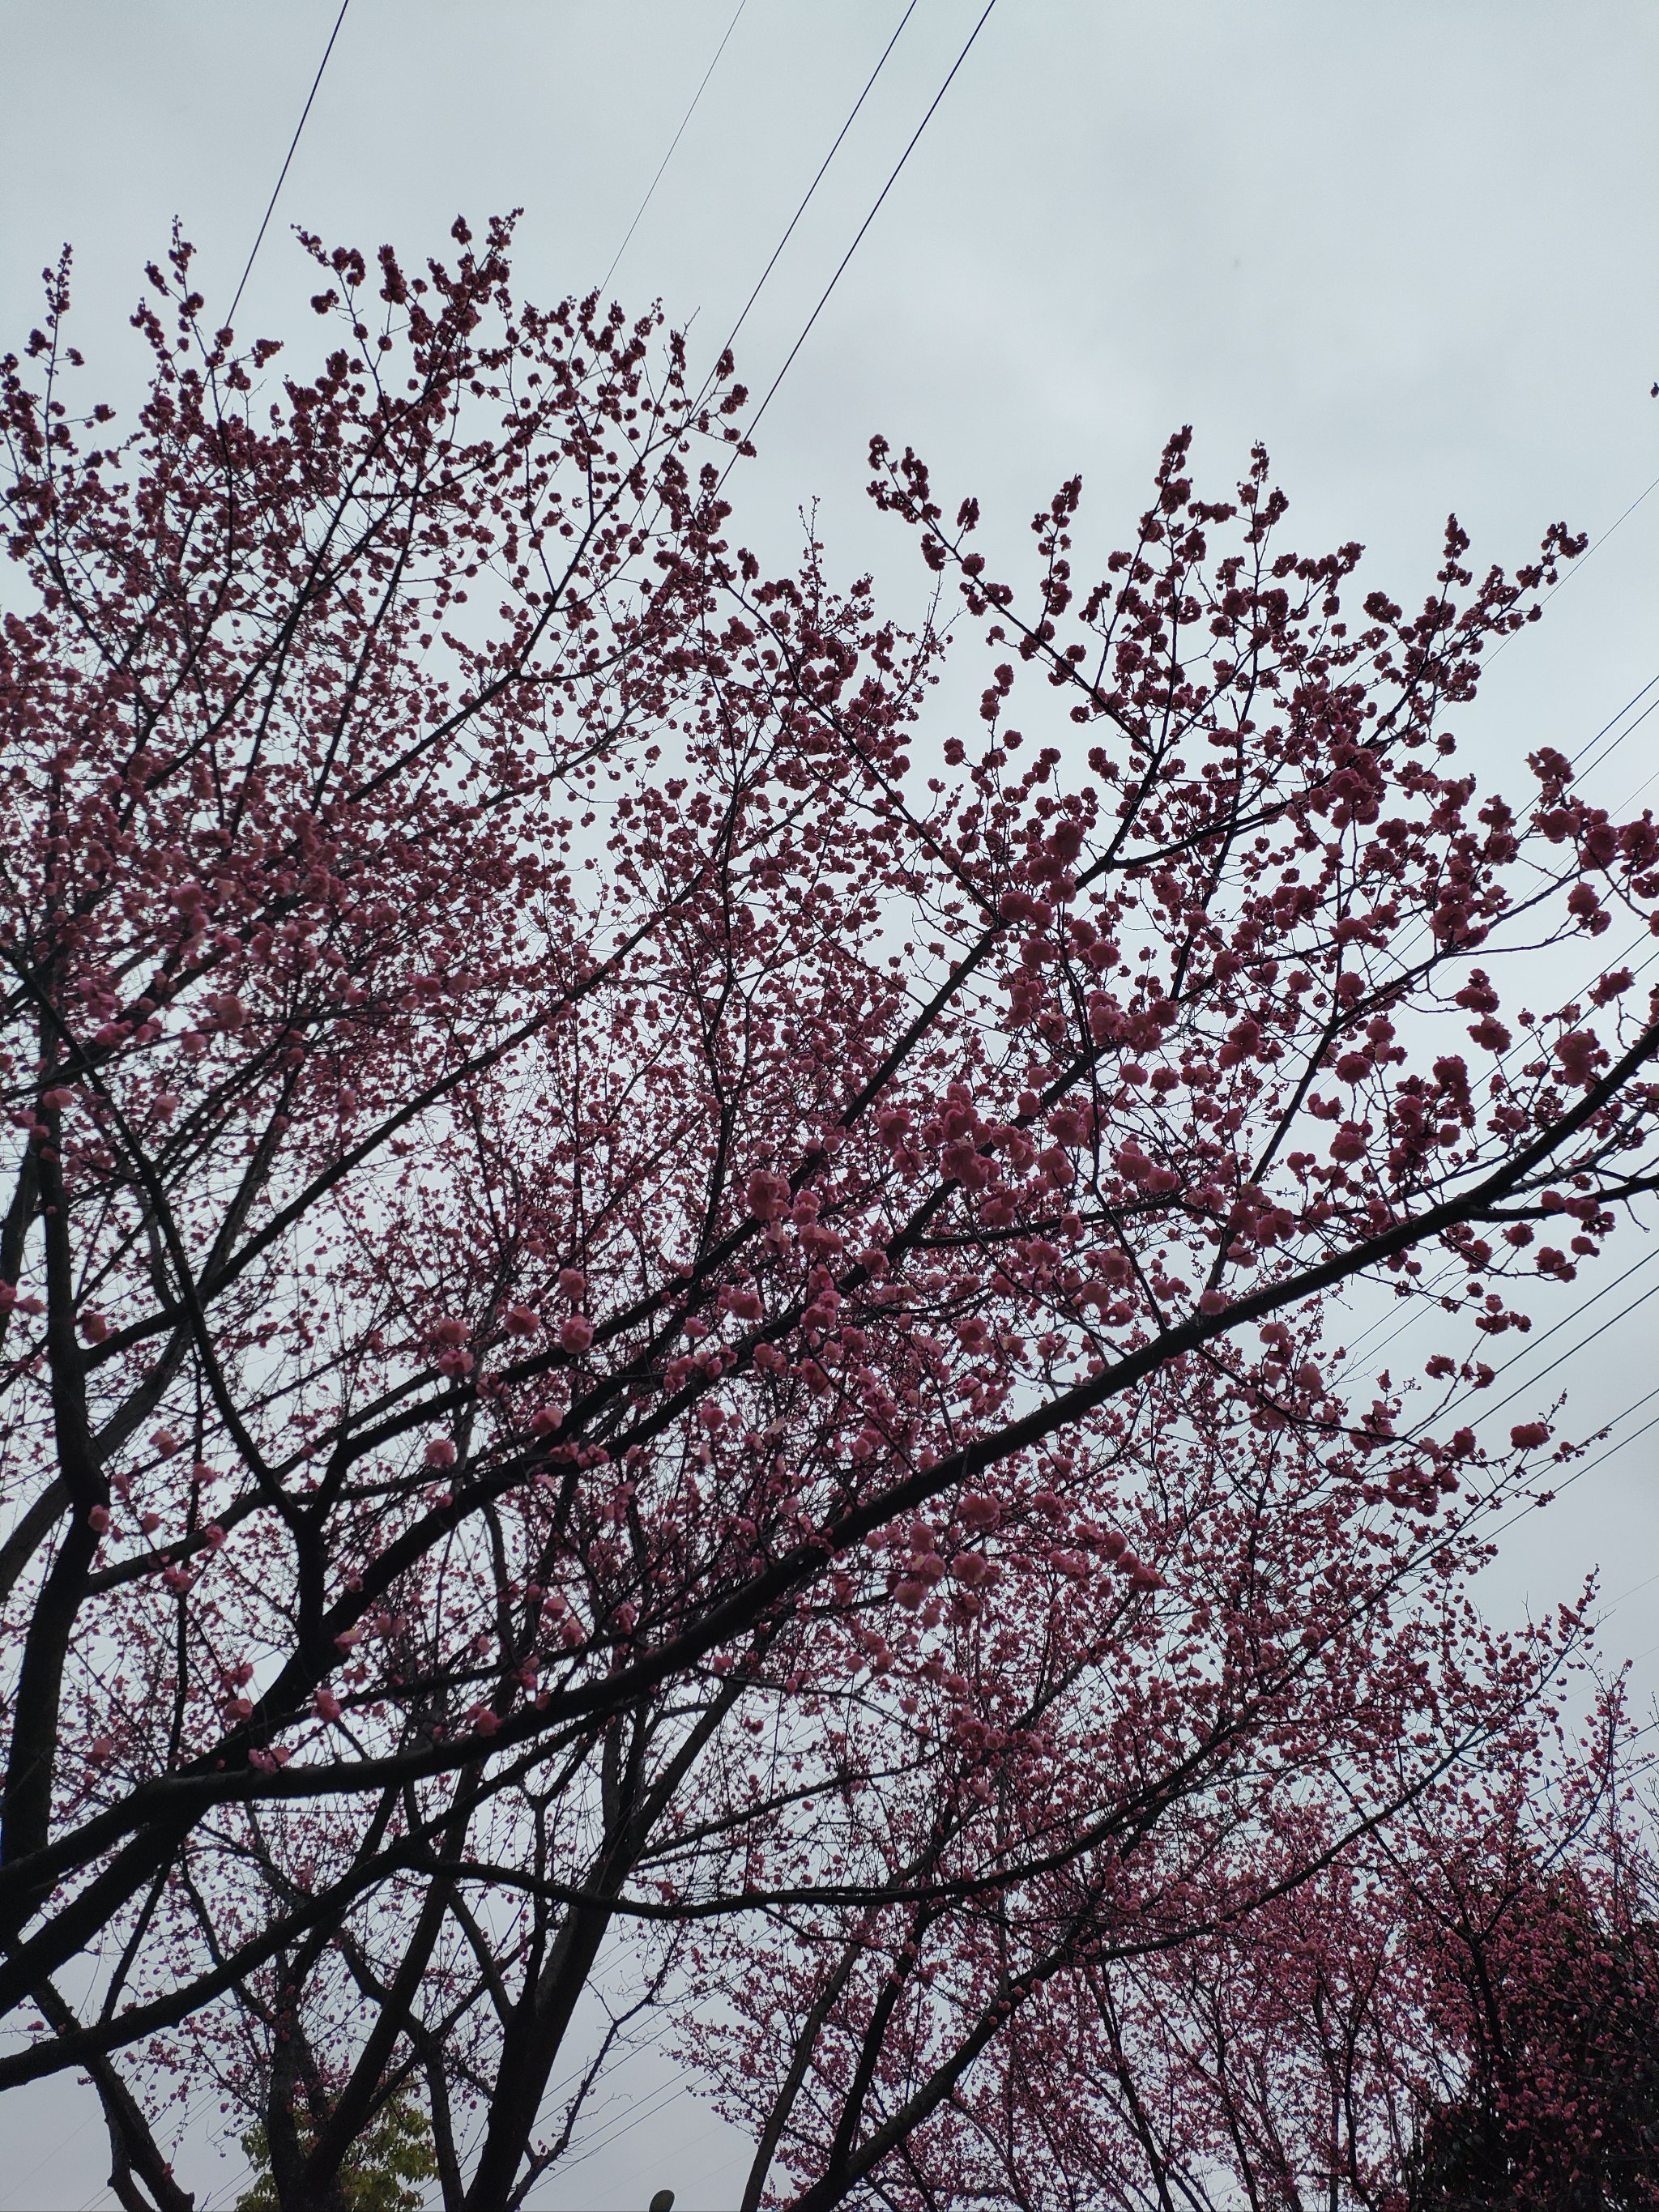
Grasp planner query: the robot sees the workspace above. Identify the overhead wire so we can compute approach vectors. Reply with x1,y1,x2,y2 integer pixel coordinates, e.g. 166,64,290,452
1363,1306,1659,1612
1364,664,1659,1000
228,0,352,327
1613,757,1659,816
723,0,1002,477
1286,1362,1659,1750
1476,467,1659,674
1568,668,1659,787
1337,907,1659,1362
1607,1563,1659,1613
715,0,923,367
1347,1245,1659,1424
1433,1263,1659,1440
564,2,928,578
599,0,750,298
1299,1258,1659,1556
1325,649,1659,1376
1480,1382,1659,1551
1342,479,1659,999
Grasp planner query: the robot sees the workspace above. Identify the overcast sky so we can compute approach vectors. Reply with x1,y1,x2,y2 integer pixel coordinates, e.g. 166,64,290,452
2,4,1657,2206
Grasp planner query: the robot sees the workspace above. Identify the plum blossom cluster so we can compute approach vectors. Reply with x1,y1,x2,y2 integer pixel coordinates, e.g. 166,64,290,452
1,224,1657,2212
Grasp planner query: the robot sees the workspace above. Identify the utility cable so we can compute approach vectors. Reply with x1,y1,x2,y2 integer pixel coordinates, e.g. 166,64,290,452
1298,659,1659,1380
724,0,1001,474
1331,1367,1659,1707
1613,755,1659,817
599,0,749,298
1571,669,1659,787
1364,658,1659,995
228,0,352,327
583,4,923,572
1603,1562,1659,1618
1435,1263,1659,1440
1478,467,1659,673
716,0,923,365
1482,1382,1659,1549
1352,1236,1659,1397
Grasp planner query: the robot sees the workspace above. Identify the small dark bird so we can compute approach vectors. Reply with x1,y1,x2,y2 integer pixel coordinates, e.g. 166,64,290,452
648,2193,676,2212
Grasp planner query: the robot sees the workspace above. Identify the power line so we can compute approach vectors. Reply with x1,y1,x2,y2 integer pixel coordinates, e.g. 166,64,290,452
1353,1246,1659,1427
727,0,1002,470
1329,652,1659,1376
716,0,923,366
1358,1370,1659,1672
1482,1383,1659,1549
578,3,923,586
1571,669,1659,786
1603,1562,1659,1616
1478,467,1659,673
570,6,940,669
1444,1265,1659,1438
1612,755,1659,817
1367,660,1659,996
599,0,750,299
228,0,352,328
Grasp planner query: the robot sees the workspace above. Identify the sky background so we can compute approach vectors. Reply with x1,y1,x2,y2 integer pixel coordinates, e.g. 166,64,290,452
2,2,1657,2205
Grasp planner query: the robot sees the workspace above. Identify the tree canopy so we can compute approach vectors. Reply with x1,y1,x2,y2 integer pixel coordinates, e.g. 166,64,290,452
2,219,1657,2212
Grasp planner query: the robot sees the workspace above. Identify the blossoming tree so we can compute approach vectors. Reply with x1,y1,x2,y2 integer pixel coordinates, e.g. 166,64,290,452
2,219,1657,2210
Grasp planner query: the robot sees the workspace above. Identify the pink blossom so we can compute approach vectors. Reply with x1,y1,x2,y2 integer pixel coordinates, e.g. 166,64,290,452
744,1170,791,1222
7,243,1657,2178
